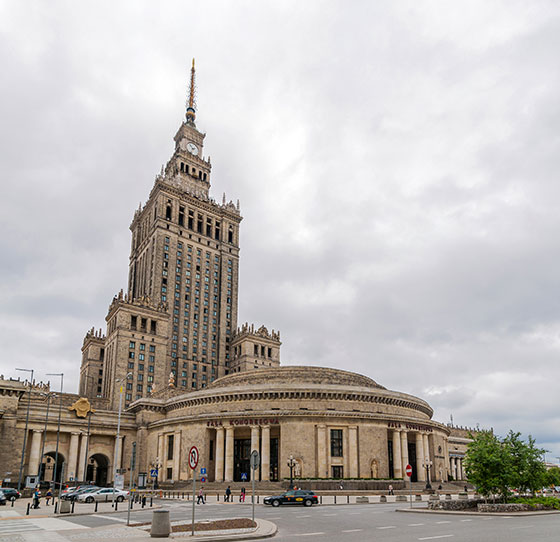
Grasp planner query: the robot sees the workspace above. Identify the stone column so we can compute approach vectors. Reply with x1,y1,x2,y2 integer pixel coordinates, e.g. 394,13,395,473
173,431,181,480
423,434,430,463
317,425,327,478
415,433,425,481
28,430,43,476
224,427,234,482
348,426,358,478
459,458,463,481
77,433,88,481
67,432,81,481
400,431,409,478
392,431,402,479
250,426,260,481
443,438,450,480
215,427,225,482
157,434,164,468
453,457,458,480
261,425,270,481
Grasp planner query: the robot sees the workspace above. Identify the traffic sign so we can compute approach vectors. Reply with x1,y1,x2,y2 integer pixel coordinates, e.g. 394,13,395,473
250,450,260,470
200,477,206,483
241,473,247,481
150,469,158,477
200,468,206,475
405,464,413,477
188,446,199,470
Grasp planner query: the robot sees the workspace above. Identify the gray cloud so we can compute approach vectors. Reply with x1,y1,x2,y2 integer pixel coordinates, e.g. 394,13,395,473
1,0,559,459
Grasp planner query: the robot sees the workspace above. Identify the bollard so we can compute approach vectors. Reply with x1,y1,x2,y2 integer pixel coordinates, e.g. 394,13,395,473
11,498,15,507
142,496,146,508
150,497,153,507
54,502,58,514
26,503,30,515
131,499,134,509
320,495,323,504
182,492,184,499
71,501,75,513
217,493,219,502
95,501,98,512
115,500,119,511
257,495,260,504
150,509,170,538
347,495,349,504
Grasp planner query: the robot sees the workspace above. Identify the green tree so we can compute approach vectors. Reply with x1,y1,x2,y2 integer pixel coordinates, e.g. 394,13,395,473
464,430,512,501
502,431,546,495
544,466,560,487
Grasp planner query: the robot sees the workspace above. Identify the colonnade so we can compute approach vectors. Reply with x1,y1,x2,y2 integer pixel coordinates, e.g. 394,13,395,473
214,425,271,482
450,456,464,481
390,430,431,481
25,428,121,482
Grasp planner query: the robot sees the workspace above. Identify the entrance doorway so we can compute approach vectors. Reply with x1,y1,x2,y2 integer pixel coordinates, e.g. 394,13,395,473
233,439,251,482
41,452,65,484
86,454,109,486
407,442,417,482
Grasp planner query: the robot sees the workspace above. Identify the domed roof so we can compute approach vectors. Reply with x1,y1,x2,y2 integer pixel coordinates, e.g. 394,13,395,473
209,366,385,390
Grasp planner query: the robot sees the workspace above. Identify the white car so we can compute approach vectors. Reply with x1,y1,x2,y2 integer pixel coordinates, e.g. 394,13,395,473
77,488,129,503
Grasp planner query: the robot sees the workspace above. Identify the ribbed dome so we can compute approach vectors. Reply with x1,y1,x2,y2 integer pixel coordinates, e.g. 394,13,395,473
209,366,385,390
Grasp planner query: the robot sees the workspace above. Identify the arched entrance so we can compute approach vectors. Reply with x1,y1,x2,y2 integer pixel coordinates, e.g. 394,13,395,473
41,452,65,484
86,454,109,487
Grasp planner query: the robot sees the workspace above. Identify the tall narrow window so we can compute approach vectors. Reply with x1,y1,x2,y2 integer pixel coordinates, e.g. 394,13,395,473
167,434,174,460
179,206,185,227
330,429,343,457
188,211,194,230
166,205,172,220
228,226,233,244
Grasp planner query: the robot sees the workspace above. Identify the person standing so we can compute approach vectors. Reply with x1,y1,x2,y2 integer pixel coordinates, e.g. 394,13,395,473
45,489,53,506
388,484,394,495
225,486,231,502
240,486,246,502
33,488,41,509
197,488,205,504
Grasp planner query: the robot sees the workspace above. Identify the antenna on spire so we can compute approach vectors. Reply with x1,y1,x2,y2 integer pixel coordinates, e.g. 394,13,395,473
186,58,197,124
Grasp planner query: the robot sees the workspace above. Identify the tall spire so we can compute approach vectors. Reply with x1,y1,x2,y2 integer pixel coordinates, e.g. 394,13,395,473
186,58,196,124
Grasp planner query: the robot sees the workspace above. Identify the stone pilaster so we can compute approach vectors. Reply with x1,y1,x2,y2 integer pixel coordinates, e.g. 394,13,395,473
261,426,270,481
77,433,88,481
317,425,327,478
224,427,234,482
400,431,409,479
392,431,402,479
28,430,43,476
348,426,358,478
250,426,260,481
215,427,224,482
173,431,181,480
415,433,425,481
67,432,81,480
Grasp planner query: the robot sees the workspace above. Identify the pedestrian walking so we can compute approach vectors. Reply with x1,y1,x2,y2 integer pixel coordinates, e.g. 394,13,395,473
240,487,246,502
33,489,41,509
225,485,231,502
197,488,205,504
45,489,53,506
388,484,394,495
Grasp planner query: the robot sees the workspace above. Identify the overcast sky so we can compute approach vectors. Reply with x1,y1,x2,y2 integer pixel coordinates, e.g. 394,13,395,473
1,0,559,460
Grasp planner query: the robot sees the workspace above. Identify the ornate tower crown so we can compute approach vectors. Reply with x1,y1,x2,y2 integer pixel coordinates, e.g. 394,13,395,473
186,58,197,125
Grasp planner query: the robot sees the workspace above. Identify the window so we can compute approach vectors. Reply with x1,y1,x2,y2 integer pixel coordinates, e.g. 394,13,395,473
167,467,173,480
125,393,132,401
209,439,214,461
131,316,137,330
167,435,174,460
149,345,156,353
332,466,344,478
151,321,157,334
129,352,135,359
129,341,136,349
330,429,343,457
128,362,134,369
140,343,145,350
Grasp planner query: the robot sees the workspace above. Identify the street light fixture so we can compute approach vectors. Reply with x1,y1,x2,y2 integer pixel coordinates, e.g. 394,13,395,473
15,367,34,492
287,455,297,490
80,374,95,483
37,391,57,485
112,372,132,508
423,459,433,491
46,372,64,512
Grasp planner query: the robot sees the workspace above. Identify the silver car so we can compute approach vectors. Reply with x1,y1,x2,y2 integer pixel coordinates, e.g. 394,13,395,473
77,488,129,503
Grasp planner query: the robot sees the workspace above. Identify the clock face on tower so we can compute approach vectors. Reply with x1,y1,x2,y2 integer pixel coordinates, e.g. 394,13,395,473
186,142,199,156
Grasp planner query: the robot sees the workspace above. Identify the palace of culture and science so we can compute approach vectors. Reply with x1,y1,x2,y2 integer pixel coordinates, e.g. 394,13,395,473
78,61,281,410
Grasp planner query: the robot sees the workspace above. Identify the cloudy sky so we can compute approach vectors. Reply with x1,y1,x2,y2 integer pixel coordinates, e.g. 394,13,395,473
1,0,559,459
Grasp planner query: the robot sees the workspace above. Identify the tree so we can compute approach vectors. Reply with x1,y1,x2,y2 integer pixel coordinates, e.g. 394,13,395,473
463,430,512,501
545,466,560,487
502,432,546,495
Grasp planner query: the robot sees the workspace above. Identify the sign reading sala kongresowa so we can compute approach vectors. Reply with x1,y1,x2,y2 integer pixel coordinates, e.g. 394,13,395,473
206,417,279,427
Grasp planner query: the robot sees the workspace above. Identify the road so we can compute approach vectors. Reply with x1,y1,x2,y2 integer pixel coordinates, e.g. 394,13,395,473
1,499,559,541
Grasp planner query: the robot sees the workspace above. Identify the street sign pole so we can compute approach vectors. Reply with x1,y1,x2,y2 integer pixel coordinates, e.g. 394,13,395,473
250,450,260,524
405,464,413,508
188,446,199,537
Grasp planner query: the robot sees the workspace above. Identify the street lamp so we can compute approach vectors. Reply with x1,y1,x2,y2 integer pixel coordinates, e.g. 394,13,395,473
81,374,95,483
16,367,34,492
287,455,297,490
46,372,64,512
37,391,57,485
112,372,132,508
423,459,433,491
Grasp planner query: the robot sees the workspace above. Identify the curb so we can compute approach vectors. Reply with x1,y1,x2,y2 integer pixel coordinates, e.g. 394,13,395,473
396,507,560,517
172,519,277,541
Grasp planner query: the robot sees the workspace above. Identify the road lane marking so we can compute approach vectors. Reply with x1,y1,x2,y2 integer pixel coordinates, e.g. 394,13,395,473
295,533,325,537
378,526,396,529
94,515,129,523
295,515,312,518
510,525,535,530
418,536,454,541
322,513,337,516
436,521,451,524
460,519,472,522
408,523,424,526
342,529,363,533
349,512,361,515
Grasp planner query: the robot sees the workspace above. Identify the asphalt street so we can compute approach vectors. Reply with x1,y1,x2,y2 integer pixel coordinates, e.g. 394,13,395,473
54,499,560,541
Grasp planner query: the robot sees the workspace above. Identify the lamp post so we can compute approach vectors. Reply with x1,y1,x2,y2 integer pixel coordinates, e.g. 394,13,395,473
112,373,132,509
287,455,297,490
16,368,34,492
423,459,433,491
37,391,57,485
81,374,95,483
46,372,63,512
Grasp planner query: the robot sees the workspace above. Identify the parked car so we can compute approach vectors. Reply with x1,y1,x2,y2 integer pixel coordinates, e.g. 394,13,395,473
263,490,319,507
62,486,99,501
0,488,21,501
76,488,129,503
0,491,7,506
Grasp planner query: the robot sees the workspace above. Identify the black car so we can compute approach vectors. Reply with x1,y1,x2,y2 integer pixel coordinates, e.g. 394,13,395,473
0,491,7,506
264,490,319,507
0,488,21,501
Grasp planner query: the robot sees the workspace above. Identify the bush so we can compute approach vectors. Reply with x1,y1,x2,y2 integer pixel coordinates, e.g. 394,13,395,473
508,496,560,510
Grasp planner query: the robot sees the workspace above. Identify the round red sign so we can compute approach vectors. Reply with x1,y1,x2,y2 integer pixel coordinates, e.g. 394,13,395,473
405,464,413,477
188,446,199,470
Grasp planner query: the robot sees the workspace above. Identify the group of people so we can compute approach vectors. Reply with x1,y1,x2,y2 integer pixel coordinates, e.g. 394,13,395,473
196,485,248,504
32,488,53,509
